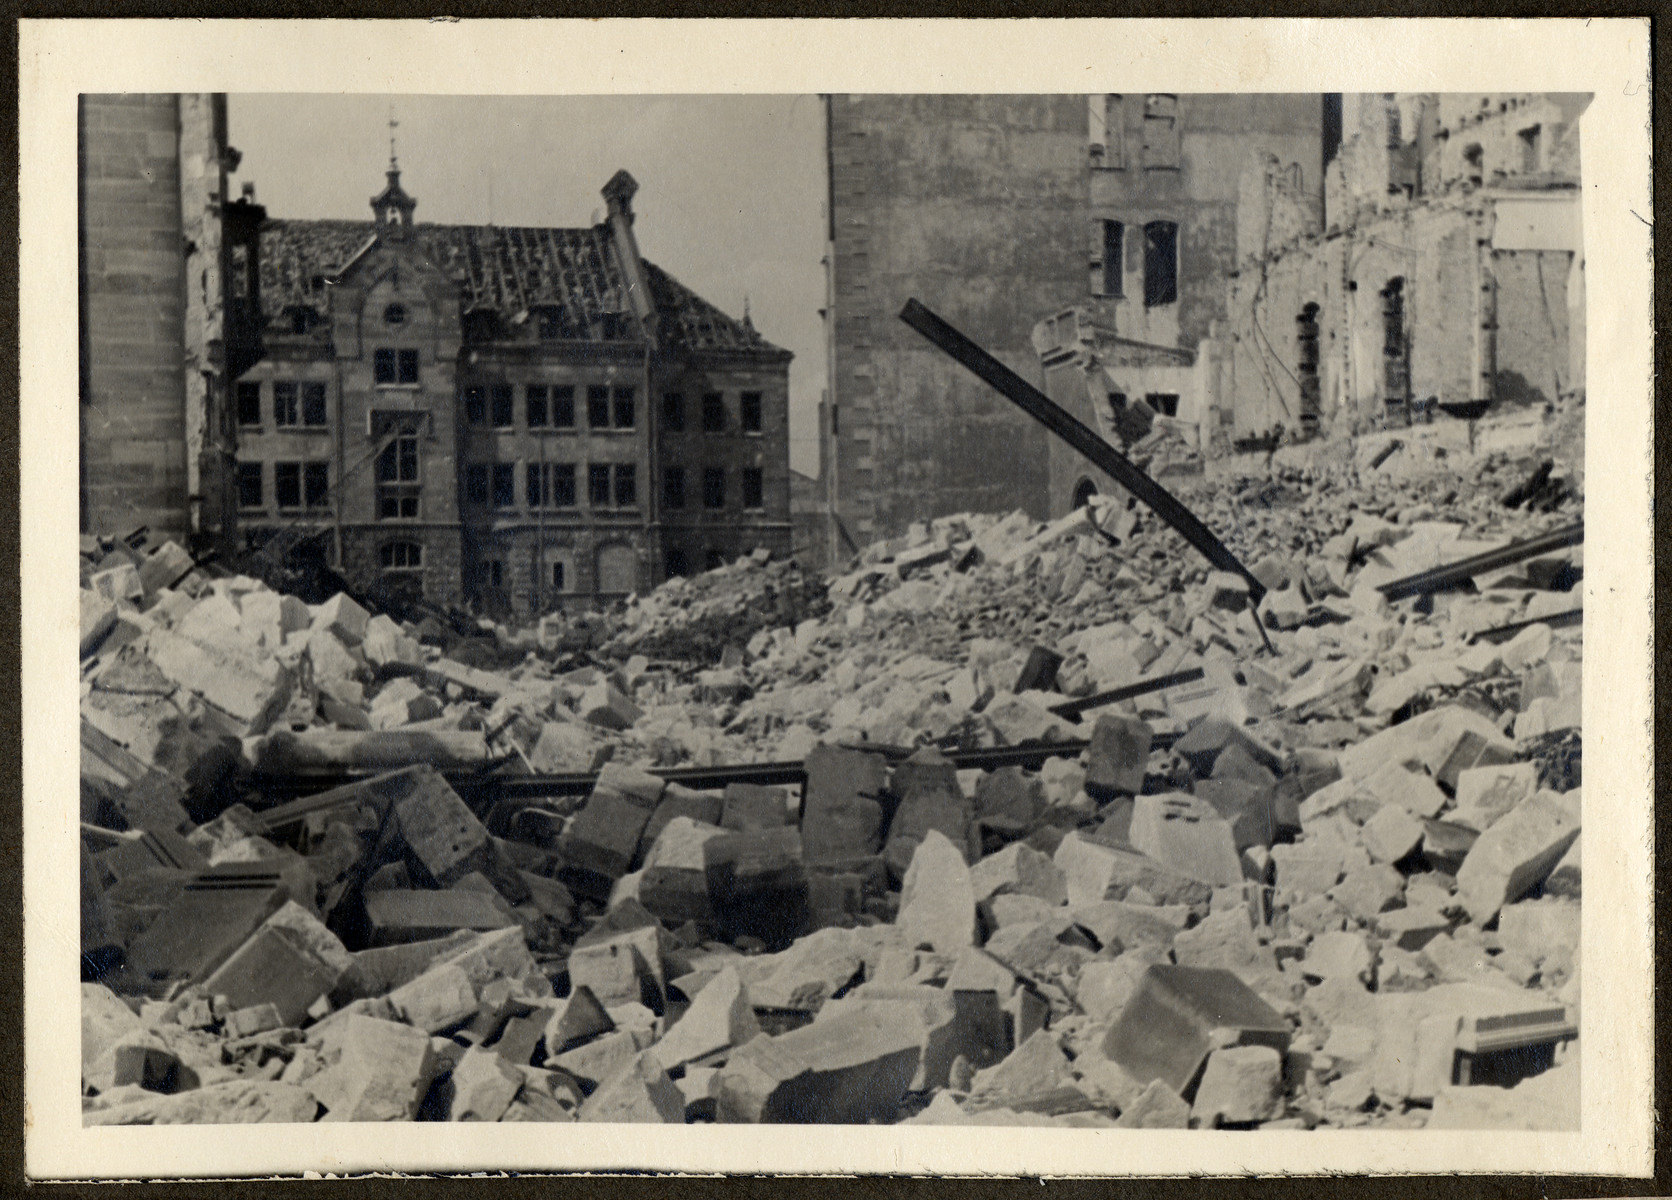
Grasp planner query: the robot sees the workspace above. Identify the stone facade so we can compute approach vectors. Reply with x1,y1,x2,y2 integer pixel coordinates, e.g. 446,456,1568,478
233,166,792,617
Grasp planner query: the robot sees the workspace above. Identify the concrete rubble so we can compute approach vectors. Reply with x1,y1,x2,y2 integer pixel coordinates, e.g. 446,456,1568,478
78,436,1582,1128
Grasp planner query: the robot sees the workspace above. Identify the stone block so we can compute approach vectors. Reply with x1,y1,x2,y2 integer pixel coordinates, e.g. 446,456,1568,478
653,967,761,1072
1053,833,1212,908
1102,965,1290,1098
560,774,663,899
83,983,147,1076
568,925,664,1010
447,1046,523,1121
642,784,725,854
1268,842,1344,899
1194,778,1276,853
544,986,615,1054
720,782,790,832
1085,714,1151,797
578,680,642,730
1129,793,1244,887
309,1015,437,1121
1191,1045,1283,1126
1174,718,1282,780
580,1050,687,1123
800,746,889,866
1114,1077,1192,1128
198,925,342,1027
84,1080,321,1125
897,830,977,954
1303,930,1374,983
1328,864,1406,923
312,593,369,647
388,962,479,1034
704,826,809,948
1361,803,1425,864
1451,761,1539,833
1172,909,1277,981
144,626,294,737
969,842,1066,907
1455,791,1581,923
1375,906,1452,952
982,692,1074,745
1068,900,1188,956
973,765,1046,831
363,889,517,945
114,866,290,997
390,764,500,889
884,747,975,879
550,1029,645,1086
81,589,118,658
716,1004,925,1124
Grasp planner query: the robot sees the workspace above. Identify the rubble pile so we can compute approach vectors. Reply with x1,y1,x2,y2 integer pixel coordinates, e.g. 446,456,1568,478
79,443,1582,1129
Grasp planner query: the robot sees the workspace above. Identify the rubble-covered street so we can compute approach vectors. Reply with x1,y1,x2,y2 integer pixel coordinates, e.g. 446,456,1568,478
78,410,1583,1131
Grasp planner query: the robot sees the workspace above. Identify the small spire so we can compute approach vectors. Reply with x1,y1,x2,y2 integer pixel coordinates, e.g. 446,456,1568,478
388,104,400,171
742,294,754,331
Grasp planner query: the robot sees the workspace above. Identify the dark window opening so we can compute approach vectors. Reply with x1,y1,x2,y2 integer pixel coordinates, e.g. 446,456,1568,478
273,382,298,427
463,386,486,425
377,435,419,484
383,303,407,327
303,462,329,508
742,467,764,510
379,494,419,520
302,382,327,426
662,392,685,431
236,463,263,509
703,467,726,509
236,382,261,427
289,309,310,336
702,392,726,433
663,466,686,509
1072,478,1098,509
466,464,489,504
381,541,422,570
614,464,637,507
551,385,576,428
274,462,301,510
587,386,611,429
374,349,395,385
491,384,514,429
740,392,763,433
1381,278,1410,417
551,463,576,507
537,309,563,340
613,387,636,430
397,349,419,384
1096,220,1124,298
1518,125,1541,173
706,549,726,571
588,463,612,507
664,548,688,579
491,463,515,508
481,560,504,589
526,385,548,428
1143,220,1179,308
1107,391,1128,416
1145,393,1180,418
1297,302,1322,430
552,561,567,591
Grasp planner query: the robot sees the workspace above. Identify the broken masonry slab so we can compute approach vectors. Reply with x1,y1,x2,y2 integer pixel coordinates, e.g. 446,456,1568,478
1102,964,1290,1099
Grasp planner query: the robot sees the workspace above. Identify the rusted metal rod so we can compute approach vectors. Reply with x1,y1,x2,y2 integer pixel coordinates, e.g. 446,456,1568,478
1378,522,1584,601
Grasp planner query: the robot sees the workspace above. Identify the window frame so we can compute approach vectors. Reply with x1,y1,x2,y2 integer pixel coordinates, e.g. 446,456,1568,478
236,381,262,428
587,463,612,507
380,540,423,571
1142,220,1180,309
612,386,636,430
526,385,549,429
301,382,328,427
491,462,516,509
662,392,685,432
663,465,686,510
701,392,726,434
702,466,727,510
273,381,299,428
586,385,612,429
274,461,302,511
741,466,764,511
614,463,637,508
490,384,515,430
740,391,763,434
550,385,576,429
303,461,330,509
236,462,263,510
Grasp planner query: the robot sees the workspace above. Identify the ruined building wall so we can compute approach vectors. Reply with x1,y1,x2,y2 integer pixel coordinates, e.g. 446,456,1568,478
80,95,191,544
825,95,1089,546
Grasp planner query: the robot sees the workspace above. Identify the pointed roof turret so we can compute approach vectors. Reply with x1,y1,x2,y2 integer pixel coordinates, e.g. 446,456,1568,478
371,110,416,236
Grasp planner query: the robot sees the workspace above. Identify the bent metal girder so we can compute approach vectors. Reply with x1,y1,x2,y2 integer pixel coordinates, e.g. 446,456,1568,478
898,299,1268,607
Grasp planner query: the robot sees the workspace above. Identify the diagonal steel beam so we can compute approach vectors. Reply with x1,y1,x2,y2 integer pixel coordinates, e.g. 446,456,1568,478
1377,521,1584,600
899,299,1267,606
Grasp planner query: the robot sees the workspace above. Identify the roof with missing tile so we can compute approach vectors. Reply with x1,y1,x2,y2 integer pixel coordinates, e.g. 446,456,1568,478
258,218,785,357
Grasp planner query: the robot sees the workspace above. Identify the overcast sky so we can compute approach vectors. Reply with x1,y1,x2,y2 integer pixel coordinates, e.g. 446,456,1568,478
229,94,828,475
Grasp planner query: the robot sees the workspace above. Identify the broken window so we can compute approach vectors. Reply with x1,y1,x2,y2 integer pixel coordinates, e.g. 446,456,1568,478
663,392,686,432
740,391,763,433
273,382,298,427
587,386,611,429
588,463,611,507
492,463,515,508
1381,277,1411,417
1145,393,1180,418
1142,94,1180,169
550,385,576,428
663,465,686,509
1091,220,1125,298
1143,221,1179,308
301,383,327,427
1089,95,1125,167
703,467,726,509
1296,302,1322,432
274,462,302,510
742,467,764,510
380,541,422,570
491,384,514,429
613,387,636,429
702,392,726,433
236,382,262,427
236,462,263,509
526,385,548,428
303,462,329,508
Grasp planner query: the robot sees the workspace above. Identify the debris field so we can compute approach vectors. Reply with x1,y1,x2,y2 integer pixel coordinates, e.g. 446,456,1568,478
79,436,1582,1130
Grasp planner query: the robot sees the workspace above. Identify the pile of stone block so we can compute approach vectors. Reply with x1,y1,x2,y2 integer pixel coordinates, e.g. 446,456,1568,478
79,441,1585,1129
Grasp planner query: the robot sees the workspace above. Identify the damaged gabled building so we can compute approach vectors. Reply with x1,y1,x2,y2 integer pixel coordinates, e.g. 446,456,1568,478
234,161,793,616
